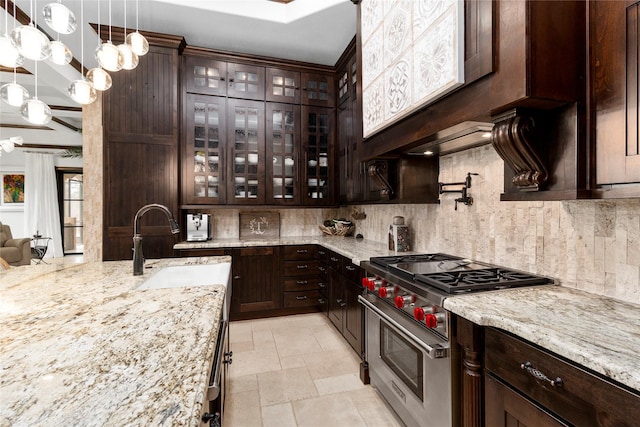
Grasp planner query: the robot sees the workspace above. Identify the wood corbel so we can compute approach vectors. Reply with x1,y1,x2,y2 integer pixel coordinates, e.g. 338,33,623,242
491,109,549,191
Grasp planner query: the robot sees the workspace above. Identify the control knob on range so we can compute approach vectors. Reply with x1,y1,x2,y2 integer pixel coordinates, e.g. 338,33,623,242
394,294,416,308
362,277,386,291
378,285,398,298
424,312,447,328
413,305,436,321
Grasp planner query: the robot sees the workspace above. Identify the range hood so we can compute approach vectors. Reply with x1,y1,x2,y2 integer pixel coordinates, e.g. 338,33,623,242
404,121,494,156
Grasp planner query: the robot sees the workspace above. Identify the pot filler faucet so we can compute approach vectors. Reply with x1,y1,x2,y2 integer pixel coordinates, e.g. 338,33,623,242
132,204,180,275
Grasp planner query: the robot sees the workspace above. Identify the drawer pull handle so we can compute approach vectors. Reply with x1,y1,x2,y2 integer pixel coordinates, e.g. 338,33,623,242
520,361,563,387
296,249,308,253
331,257,339,262
345,265,356,271
297,264,308,269
318,298,326,304
319,282,326,288
296,296,308,300
296,280,308,285
319,266,327,272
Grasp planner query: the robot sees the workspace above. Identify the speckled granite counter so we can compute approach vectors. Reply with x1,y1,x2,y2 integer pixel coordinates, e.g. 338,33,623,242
174,235,414,264
0,256,230,427
444,286,640,393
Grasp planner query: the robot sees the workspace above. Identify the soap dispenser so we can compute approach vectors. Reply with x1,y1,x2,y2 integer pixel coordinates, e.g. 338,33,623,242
389,216,410,252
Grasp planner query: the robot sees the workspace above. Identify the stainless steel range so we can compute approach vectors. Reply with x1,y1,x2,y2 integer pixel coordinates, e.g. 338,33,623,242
359,253,553,427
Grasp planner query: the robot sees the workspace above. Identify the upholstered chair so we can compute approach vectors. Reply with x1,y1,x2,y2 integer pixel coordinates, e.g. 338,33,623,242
0,222,31,266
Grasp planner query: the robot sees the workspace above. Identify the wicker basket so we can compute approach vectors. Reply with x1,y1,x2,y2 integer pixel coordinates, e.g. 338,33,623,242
319,223,355,236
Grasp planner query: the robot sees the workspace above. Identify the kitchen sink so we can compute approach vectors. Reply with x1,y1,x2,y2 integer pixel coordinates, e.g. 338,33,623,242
136,263,231,290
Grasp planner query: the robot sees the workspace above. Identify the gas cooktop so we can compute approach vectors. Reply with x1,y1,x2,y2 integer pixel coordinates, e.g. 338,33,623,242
369,253,552,294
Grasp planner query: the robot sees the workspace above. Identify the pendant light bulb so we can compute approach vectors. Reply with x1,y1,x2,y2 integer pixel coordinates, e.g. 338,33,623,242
0,82,29,107
21,97,52,125
95,40,123,72
117,43,138,70
87,67,112,91
0,35,24,67
43,2,77,34
49,40,72,65
68,78,97,105
11,24,51,61
125,31,148,56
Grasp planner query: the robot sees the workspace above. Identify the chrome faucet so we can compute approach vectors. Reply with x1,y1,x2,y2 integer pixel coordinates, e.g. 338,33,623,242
133,204,180,275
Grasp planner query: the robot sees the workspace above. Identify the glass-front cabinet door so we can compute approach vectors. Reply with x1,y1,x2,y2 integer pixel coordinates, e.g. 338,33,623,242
301,72,335,108
227,63,265,101
266,68,300,104
183,94,226,205
184,56,227,96
227,99,265,204
303,106,334,205
267,103,300,205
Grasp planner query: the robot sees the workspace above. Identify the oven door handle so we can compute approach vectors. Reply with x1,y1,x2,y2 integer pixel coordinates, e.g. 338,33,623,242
208,319,228,401
359,295,448,359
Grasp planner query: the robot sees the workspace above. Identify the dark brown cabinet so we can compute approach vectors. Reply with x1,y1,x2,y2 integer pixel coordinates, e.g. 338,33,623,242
591,1,640,197
300,72,335,108
102,34,183,261
266,102,301,205
181,51,336,207
326,250,364,357
282,245,322,310
230,246,282,319
484,328,640,427
266,67,300,104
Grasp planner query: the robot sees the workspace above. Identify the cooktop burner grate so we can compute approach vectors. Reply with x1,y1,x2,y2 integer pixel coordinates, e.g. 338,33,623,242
370,253,462,267
416,268,552,293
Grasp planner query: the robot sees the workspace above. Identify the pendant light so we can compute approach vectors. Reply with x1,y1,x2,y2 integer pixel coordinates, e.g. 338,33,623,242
87,3,111,91
49,39,71,64
118,0,138,70
11,0,51,61
0,0,24,67
42,1,76,34
68,0,96,105
125,0,148,56
0,69,29,107
21,60,52,124
95,0,123,72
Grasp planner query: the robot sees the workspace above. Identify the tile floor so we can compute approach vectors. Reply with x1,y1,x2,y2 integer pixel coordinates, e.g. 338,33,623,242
224,313,404,427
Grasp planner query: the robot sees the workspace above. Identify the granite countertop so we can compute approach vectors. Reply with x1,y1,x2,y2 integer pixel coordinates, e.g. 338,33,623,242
444,286,640,393
174,235,415,264
0,256,231,427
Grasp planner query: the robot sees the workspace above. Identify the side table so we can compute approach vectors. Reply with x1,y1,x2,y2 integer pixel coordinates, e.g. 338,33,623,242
31,236,51,264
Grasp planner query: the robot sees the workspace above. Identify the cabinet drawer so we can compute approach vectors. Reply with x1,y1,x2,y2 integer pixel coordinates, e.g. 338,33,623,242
340,259,362,283
284,277,320,291
485,328,640,427
327,252,342,270
283,245,318,260
284,290,321,308
284,260,320,276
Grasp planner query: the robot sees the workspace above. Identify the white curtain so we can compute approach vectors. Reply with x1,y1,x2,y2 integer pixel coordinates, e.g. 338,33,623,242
24,153,63,258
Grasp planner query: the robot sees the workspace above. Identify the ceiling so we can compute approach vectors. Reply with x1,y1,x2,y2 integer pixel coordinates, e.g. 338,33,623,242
0,0,356,149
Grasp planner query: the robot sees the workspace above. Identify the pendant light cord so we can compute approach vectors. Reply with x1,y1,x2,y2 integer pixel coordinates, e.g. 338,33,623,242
97,0,101,44
136,0,139,31
108,0,112,42
80,0,84,77
123,0,127,36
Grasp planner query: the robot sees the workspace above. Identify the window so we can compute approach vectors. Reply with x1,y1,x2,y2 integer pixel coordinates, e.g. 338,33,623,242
57,170,83,255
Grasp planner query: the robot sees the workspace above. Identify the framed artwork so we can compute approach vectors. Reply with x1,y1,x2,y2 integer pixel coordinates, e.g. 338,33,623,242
2,173,25,205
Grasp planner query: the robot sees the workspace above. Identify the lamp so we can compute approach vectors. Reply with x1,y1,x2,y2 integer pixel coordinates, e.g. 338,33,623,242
95,0,123,71
86,67,112,91
49,39,71,64
0,81,29,107
118,0,138,70
42,1,76,34
68,0,96,104
0,136,24,155
22,60,52,124
0,0,24,68
125,0,148,56
11,0,51,61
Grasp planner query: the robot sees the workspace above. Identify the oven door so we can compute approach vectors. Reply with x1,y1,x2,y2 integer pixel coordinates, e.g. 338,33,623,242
359,295,452,427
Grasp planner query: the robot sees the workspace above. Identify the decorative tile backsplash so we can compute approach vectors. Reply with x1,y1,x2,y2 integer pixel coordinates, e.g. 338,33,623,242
361,0,464,137
339,145,640,305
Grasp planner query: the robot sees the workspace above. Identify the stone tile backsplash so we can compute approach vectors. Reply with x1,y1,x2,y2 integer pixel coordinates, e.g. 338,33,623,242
339,145,640,305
